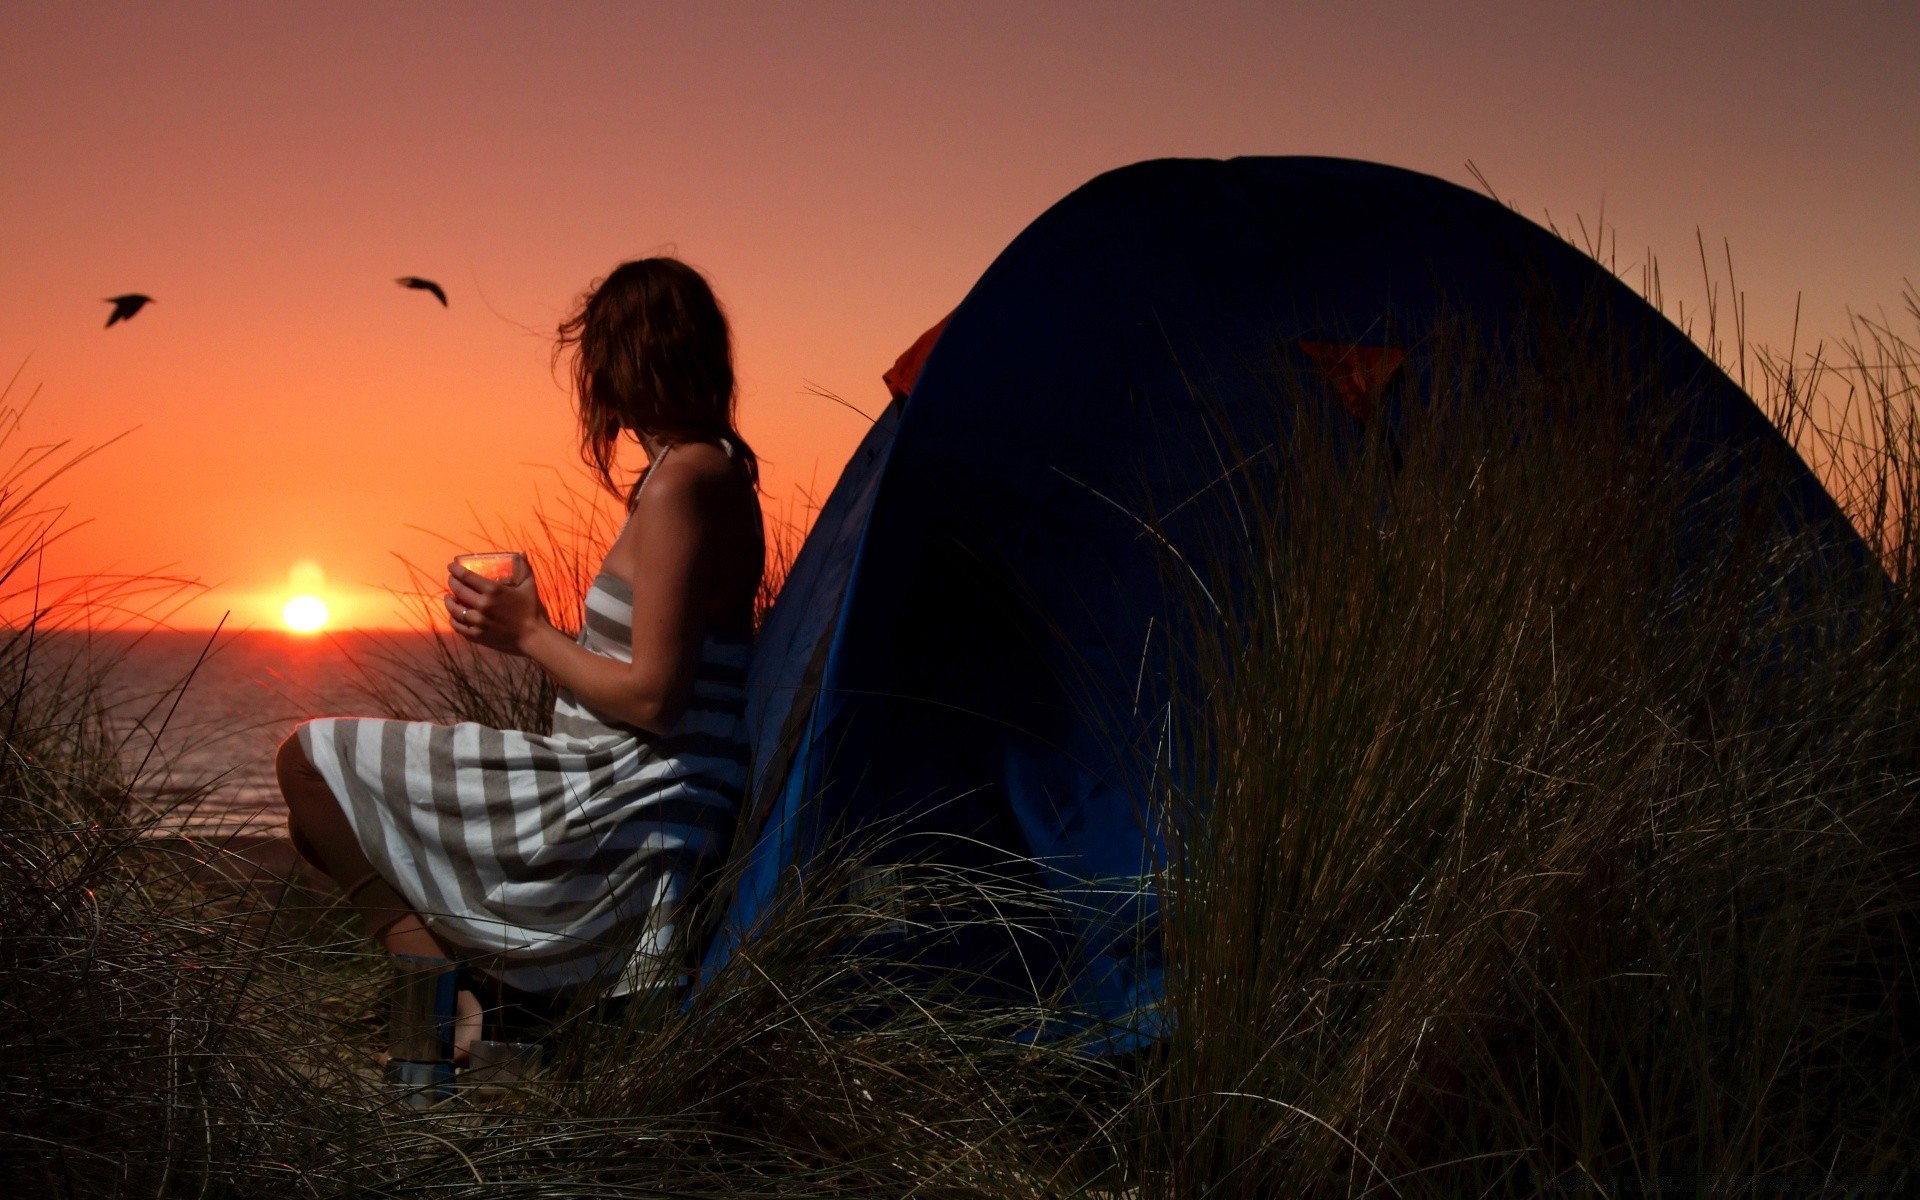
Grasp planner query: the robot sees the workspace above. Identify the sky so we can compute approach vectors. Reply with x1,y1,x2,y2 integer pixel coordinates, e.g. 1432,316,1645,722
2,1,1916,630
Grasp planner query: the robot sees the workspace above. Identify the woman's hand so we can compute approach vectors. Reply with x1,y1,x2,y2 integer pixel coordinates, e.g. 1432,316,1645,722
445,558,546,656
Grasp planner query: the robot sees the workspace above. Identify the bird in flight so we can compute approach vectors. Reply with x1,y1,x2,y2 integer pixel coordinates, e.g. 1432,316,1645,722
395,276,448,306
104,294,153,328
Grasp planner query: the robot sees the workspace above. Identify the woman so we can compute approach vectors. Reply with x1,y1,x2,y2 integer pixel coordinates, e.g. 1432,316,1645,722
275,257,764,1087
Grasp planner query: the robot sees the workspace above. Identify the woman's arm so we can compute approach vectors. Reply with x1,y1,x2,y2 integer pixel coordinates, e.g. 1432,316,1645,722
446,460,726,736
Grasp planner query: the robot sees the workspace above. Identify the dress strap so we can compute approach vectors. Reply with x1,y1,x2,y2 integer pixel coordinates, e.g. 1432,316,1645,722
628,444,673,510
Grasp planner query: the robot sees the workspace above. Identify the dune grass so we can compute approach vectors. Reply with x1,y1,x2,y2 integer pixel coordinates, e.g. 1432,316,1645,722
3,286,1919,1196
1138,298,1920,1196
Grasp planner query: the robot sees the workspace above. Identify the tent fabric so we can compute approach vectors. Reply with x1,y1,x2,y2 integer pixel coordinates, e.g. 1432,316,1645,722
882,313,951,402
702,156,1867,1046
1298,339,1408,420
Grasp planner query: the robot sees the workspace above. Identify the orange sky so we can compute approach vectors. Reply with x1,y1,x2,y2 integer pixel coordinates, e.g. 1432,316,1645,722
3,1,1916,630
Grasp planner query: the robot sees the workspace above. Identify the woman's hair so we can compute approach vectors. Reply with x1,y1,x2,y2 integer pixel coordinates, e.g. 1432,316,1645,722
556,256,759,500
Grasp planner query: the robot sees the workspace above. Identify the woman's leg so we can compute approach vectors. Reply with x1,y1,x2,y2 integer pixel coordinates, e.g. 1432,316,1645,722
275,731,447,959
276,731,483,1058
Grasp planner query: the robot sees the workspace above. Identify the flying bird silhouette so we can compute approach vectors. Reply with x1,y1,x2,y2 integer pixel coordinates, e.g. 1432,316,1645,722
395,276,447,306
104,294,153,328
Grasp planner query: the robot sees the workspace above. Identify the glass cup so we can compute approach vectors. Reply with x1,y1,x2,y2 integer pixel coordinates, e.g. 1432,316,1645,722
454,552,524,583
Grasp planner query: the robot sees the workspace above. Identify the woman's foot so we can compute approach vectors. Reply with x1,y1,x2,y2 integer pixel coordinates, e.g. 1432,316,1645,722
453,986,483,1067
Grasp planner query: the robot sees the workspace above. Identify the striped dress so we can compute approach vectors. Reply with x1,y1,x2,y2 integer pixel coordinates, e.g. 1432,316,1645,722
297,570,751,995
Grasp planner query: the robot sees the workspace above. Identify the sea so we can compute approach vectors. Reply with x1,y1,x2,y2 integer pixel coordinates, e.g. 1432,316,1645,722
28,628,445,836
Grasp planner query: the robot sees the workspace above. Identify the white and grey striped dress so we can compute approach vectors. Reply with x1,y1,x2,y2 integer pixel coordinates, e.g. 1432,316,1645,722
297,571,751,995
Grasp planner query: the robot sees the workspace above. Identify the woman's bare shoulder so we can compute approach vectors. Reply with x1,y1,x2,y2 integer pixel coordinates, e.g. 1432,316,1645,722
620,445,741,534
662,440,739,478
604,444,748,579
642,443,743,503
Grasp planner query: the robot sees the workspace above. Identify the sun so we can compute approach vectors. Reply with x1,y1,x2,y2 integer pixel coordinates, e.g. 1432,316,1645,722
282,593,330,634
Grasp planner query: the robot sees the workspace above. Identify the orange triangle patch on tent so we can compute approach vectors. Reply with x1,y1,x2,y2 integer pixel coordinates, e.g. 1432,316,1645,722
883,314,954,402
1298,339,1407,421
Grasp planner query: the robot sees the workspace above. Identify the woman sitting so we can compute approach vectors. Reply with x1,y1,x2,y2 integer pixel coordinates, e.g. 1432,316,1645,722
275,257,764,1094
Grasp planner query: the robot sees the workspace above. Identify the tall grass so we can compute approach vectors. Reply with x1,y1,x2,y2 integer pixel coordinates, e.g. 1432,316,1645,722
4,429,1108,1197
1139,302,1920,1195
0,370,340,1198
3,286,1918,1196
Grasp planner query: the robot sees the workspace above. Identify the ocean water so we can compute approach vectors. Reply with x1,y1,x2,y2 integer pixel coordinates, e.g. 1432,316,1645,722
31,628,446,835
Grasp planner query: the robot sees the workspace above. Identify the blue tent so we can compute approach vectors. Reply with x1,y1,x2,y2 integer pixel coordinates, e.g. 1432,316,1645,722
702,156,1866,1046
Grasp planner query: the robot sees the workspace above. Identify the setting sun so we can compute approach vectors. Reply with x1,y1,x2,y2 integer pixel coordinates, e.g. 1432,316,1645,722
282,593,330,634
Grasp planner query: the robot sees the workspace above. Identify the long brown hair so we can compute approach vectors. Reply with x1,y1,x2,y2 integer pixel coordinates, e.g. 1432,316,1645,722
556,257,759,502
